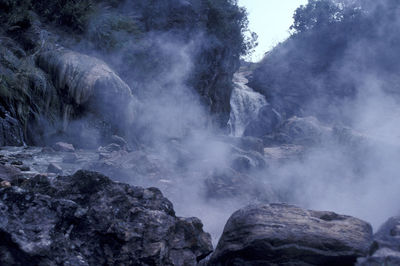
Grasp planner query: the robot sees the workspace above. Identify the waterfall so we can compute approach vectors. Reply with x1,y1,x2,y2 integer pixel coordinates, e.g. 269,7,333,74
228,71,268,137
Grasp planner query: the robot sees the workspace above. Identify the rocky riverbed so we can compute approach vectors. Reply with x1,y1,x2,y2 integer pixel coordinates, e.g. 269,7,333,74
0,140,399,265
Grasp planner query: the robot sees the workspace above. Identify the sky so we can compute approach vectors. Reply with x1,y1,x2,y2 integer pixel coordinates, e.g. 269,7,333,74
238,0,308,62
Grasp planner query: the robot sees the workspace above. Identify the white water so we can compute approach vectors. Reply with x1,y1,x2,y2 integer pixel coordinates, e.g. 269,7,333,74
228,71,268,136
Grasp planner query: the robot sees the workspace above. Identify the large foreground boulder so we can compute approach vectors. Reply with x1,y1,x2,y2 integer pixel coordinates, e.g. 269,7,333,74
358,216,400,265
0,170,212,265
209,204,372,266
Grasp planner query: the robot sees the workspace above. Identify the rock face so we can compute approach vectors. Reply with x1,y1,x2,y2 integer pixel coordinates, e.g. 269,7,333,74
209,204,373,266
0,106,24,146
0,170,212,265
358,216,400,265
243,104,282,138
37,49,138,138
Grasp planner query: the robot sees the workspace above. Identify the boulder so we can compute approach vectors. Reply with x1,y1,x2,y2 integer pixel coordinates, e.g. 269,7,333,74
204,168,275,202
47,163,62,174
0,170,212,265
52,142,75,152
358,216,400,265
0,164,21,182
209,204,372,266
275,116,332,145
243,105,282,138
37,49,138,138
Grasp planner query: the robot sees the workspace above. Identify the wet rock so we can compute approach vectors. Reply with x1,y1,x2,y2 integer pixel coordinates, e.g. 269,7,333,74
47,163,62,174
0,108,25,146
276,116,332,145
0,170,212,265
358,216,400,265
15,165,30,172
204,168,274,202
210,204,373,266
52,142,75,152
237,136,264,154
0,180,11,188
0,164,21,182
263,144,305,163
37,49,138,139
62,153,78,163
41,146,55,153
98,143,122,153
111,135,128,148
243,104,282,138
10,160,23,166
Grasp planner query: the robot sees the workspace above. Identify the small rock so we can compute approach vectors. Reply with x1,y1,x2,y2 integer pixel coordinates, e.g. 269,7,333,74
0,180,11,188
15,165,30,171
41,146,55,153
111,135,128,147
98,143,121,153
47,163,62,174
62,153,78,163
10,160,23,166
0,164,21,181
52,142,75,152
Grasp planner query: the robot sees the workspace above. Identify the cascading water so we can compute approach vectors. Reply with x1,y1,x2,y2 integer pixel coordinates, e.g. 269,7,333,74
228,71,268,136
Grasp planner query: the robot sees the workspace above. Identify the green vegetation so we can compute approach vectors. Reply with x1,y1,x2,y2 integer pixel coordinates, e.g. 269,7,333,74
88,12,142,51
0,0,94,32
250,0,400,121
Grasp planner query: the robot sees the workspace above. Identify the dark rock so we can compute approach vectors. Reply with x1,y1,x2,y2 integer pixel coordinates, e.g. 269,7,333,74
263,144,305,163
229,149,266,173
0,110,24,146
275,116,332,145
209,204,373,266
237,136,264,154
0,170,212,265
98,143,122,153
0,164,21,182
243,104,282,138
204,168,274,202
111,135,128,148
41,146,55,153
15,165,30,172
357,216,400,265
10,160,23,166
0,180,11,188
52,142,75,152
37,49,138,139
47,163,62,174
62,153,78,163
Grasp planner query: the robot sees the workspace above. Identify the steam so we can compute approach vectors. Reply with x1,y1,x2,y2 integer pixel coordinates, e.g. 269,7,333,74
33,0,400,245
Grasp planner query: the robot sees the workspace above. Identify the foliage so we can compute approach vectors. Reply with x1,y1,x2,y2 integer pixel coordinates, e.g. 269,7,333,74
88,12,142,51
250,0,400,121
33,0,94,32
0,0,94,33
205,0,256,57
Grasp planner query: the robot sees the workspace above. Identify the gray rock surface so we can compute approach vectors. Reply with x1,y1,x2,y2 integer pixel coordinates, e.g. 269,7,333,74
37,49,138,138
53,142,75,152
358,216,400,265
47,162,62,174
0,106,24,146
243,105,282,138
0,170,213,265
209,204,373,266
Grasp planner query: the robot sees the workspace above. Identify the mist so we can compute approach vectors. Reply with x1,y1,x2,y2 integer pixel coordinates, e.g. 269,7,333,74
3,0,400,248
77,0,400,243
